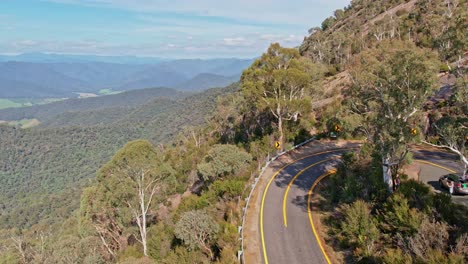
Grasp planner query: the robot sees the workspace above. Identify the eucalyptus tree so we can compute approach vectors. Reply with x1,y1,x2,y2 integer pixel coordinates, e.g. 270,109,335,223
81,140,176,257
175,210,219,260
348,40,438,190
424,79,468,175
197,144,252,182
241,43,325,150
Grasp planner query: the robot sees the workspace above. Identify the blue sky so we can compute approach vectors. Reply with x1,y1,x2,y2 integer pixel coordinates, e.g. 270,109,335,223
0,0,350,58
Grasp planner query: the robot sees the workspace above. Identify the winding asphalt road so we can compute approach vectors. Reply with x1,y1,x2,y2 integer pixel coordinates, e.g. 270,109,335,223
258,144,466,264
260,146,359,264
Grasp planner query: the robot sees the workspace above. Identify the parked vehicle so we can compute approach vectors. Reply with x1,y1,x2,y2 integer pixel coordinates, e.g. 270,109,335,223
439,174,468,195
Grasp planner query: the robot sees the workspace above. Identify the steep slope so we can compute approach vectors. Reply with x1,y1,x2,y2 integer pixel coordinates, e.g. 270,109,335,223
156,58,254,78
118,66,189,90
300,0,467,69
175,73,240,91
0,84,236,229
0,61,93,97
46,62,149,88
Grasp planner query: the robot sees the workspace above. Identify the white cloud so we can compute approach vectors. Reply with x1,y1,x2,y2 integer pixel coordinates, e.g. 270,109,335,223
259,34,281,41
222,37,252,47
15,40,38,46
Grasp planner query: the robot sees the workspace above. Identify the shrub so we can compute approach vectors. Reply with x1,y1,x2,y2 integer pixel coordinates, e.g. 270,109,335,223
340,200,380,257
197,144,252,182
211,179,245,199
398,179,433,211
381,248,412,264
162,246,209,264
406,218,449,261
147,223,175,261
380,193,423,236
175,210,219,259
118,245,145,262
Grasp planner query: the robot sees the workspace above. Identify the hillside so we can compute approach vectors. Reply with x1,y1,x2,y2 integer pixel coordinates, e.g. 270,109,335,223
0,87,186,123
300,0,467,71
176,73,240,91
0,84,235,229
0,61,93,97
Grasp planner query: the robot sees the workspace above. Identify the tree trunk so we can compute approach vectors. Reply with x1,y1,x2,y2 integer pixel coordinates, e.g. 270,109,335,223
278,117,284,151
139,189,148,256
382,156,394,192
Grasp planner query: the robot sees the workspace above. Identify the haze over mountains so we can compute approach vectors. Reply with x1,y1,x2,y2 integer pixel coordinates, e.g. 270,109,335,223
0,53,253,98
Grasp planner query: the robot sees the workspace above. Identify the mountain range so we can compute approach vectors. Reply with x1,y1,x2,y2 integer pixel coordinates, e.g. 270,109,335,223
0,55,253,98
0,52,166,64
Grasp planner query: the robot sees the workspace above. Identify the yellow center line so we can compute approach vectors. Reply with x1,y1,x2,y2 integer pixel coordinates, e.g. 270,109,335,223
260,147,358,264
282,157,337,227
414,159,456,173
302,160,454,264
307,170,336,264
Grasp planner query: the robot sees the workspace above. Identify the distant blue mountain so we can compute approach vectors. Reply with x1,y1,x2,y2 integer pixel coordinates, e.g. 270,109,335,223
0,52,167,64
0,57,253,98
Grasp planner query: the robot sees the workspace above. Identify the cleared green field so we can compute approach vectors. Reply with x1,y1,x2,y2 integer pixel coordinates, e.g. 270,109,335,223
0,119,40,128
0,99,23,109
0,98,67,109
98,88,121,95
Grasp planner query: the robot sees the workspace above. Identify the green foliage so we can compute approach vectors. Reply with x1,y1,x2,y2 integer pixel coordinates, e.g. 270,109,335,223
215,221,238,250
432,193,459,227
174,210,219,258
162,246,209,264
197,144,251,181
339,200,380,257
347,40,439,184
117,256,155,264
79,140,178,258
241,43,325,148
118,246,145,261
0,86,233,229
379,193,423,236
323,147,468,263
381,248,412,264
398,179,433,211
321,16,337,31
210,179,245,199
325,151,386,204
147,222,175,262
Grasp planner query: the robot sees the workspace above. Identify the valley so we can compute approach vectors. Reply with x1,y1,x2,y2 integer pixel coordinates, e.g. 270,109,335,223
0,0,466,263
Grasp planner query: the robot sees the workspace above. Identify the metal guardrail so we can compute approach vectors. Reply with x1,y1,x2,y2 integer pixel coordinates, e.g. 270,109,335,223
238,137,316,263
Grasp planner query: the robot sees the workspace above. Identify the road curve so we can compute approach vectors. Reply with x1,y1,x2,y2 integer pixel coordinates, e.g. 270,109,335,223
260,147,358,264
257,144,464,264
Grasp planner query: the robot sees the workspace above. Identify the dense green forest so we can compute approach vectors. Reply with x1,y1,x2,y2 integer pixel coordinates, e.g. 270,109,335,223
0,0,466,263
0,85,233,230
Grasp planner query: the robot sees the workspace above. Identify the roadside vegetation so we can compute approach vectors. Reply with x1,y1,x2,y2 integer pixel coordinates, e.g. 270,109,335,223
321,149,468,263
0,0,466,263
